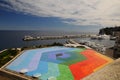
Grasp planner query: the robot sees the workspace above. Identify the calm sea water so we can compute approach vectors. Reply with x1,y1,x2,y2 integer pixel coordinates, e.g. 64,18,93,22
0,30,115,50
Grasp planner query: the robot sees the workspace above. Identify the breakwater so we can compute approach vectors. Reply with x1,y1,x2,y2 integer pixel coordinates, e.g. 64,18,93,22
23,35,90,41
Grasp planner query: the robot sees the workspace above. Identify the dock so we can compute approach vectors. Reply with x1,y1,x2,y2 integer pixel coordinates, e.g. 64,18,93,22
64,39,91,49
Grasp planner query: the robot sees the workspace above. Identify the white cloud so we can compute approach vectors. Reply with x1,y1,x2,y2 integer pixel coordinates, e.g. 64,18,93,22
0,0,120,26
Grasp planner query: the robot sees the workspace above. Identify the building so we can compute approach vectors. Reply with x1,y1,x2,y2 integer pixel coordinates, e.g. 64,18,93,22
113,32,120,58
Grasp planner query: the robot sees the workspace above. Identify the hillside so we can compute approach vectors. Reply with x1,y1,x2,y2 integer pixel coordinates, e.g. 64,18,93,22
99,26,120,35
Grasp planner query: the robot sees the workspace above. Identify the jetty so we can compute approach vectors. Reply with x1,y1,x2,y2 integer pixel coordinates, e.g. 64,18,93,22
64,39,91,49
23,34,90,41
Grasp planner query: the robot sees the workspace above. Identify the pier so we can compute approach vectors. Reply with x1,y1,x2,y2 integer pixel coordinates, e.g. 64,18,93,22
23,34,90,41
64,39,91,49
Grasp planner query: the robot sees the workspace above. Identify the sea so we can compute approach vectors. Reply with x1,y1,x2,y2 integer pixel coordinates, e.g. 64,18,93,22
0,30,115,51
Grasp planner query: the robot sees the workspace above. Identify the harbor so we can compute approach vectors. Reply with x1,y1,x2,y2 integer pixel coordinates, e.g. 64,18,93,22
22,34,115,55
64,39,110,54
79,40,106,54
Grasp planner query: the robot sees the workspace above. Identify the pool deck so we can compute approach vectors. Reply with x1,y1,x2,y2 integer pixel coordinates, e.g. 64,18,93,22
0,46,114,80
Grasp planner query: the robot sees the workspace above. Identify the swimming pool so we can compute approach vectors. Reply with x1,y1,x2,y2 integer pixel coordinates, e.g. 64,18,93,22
6,46,113,80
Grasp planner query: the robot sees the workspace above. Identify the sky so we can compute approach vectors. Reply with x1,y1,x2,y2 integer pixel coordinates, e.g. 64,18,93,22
0,0,120,32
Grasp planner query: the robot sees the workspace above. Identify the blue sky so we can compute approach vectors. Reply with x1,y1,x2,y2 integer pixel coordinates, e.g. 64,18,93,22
0,0,120,32
0,9,100,32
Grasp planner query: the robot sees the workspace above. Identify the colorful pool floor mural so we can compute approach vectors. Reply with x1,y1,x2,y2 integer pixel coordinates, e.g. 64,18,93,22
6,46,113,80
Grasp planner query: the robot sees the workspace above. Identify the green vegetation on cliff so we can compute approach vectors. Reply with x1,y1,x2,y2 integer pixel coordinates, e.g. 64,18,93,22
0,49,19,67
99,26,120,35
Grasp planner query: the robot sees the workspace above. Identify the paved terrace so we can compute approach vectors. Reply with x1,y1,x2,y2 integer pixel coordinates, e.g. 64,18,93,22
83,58,120,80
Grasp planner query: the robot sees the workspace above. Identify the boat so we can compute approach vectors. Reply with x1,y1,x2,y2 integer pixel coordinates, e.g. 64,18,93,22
23,35,34,41
110,36,116,40
91,34,110,40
